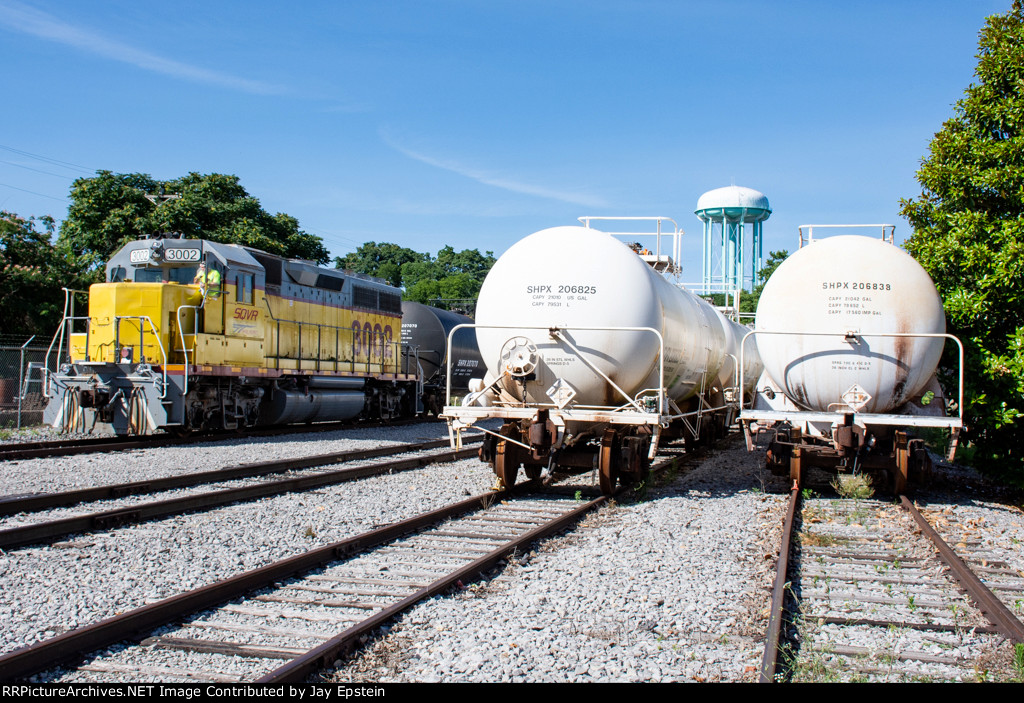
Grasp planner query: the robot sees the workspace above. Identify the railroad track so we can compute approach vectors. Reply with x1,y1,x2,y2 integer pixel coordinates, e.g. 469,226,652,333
760,487,1024,682
0,487,608,682
0,437,483,550
0,417,437,463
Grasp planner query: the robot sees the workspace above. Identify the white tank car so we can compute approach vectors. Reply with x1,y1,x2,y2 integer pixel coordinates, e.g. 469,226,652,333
448,224,761,494
754,235,945,414
744,228,963,494
476,226,753,408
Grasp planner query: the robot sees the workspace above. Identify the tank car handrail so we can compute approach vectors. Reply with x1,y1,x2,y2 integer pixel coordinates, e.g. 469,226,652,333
798,224,895,248
739,329,964,422
444,323,666,417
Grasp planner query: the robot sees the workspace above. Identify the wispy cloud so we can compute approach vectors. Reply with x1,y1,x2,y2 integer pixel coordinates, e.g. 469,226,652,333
0,0,286,95
380,128,608,209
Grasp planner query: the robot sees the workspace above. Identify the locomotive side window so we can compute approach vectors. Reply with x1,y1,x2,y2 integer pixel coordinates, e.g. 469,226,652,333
236,272,254,304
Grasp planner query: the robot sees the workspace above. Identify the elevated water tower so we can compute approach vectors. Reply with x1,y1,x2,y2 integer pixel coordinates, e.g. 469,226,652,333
695,185,771,294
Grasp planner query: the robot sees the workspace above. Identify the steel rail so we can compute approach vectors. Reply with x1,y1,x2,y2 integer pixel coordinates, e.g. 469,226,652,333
262,450,696,683
0,437,480,517
0,491,505,682
0,443,704,682
0,446,479,550
258,494,606,682
759,481,800,683
0,417,436,462
899,495,1024,644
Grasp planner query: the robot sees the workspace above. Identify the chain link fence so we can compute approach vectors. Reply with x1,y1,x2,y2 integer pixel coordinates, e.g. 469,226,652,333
0,338,58,430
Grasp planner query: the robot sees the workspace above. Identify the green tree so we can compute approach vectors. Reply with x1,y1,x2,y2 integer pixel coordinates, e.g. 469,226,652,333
334,241,427,287
0,212,86,338
741,250,789,314
59,171,329,269
401,246,495,307
899,2,1024,483
336,241,496,308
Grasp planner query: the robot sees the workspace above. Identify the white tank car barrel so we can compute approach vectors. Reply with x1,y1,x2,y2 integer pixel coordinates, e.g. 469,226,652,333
400,301,484,415
741,225,964,493
444,222,762,494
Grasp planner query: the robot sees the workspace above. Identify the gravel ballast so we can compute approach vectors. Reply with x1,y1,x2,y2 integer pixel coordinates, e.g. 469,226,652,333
329,438,791,683
0,423,496,656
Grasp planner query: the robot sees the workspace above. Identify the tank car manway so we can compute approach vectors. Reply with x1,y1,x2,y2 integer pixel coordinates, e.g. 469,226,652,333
760,489,1024,683
0,438,482,550
0,483,619,683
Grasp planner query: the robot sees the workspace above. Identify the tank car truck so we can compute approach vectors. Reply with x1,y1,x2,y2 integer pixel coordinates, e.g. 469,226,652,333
442,218,762,494
43,235,419,434
740,225,964,493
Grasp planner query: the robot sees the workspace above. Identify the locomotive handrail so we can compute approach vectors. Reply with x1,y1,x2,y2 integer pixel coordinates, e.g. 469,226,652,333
176,304,200,397
259,295,401,375
113,315,169,400
738,329,964,422
443,323,666,417
44,288,90,397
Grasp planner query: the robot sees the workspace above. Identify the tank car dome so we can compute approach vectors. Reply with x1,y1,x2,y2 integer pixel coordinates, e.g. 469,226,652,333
695,185,771,221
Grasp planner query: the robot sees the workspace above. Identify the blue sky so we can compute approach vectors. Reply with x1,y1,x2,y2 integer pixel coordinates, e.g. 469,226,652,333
0,0,1009,278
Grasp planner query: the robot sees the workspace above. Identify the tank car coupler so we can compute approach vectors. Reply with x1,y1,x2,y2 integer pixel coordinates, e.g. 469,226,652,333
528,408,558,461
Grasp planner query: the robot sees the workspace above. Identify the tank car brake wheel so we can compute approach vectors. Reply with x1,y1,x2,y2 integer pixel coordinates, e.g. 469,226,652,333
494,440,521,490
598,429,620,495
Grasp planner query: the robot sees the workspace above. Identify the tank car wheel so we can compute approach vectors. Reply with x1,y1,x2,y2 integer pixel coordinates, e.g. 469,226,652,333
494,440,521,490
620,436,650,488
598,429,620,495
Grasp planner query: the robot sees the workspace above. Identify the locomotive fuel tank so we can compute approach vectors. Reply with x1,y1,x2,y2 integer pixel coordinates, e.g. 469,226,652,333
754,235,946,414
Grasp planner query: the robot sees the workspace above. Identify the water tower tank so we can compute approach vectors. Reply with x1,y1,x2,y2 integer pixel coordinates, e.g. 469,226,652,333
695,185,771,293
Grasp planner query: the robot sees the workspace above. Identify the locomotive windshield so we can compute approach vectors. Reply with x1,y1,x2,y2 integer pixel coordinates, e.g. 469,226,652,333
130,265,200,284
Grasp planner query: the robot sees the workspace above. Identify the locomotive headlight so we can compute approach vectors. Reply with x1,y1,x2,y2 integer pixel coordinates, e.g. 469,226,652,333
150,241,164,261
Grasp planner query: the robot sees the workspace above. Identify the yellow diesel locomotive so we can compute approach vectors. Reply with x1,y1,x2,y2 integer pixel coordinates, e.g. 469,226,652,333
44,235,419,434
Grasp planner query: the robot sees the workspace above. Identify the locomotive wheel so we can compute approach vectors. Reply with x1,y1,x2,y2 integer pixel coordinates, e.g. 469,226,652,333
598,429,620,495
525,465,543,480
494,440,521,490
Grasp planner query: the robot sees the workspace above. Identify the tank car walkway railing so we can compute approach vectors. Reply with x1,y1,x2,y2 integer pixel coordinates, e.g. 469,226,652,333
443,322,667,420
738,329,964,440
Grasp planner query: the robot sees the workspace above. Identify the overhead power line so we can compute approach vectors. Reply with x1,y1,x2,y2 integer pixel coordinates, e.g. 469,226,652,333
0,143,94,175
